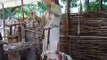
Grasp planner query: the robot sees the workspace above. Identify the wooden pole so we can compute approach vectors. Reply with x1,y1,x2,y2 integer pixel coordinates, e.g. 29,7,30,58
2,3,5,40
21,0,24,20
66,0,70,54
21,0,26,42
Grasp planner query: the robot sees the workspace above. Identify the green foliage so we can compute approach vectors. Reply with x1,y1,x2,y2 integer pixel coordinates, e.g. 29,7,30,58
103,0,107,10
0,2,48,19
89,0,107,11
1,0,107,19
104,0,107,2
36,2,48,14
0,7,17,19
71,0,78,7
89,0,99,11
61,0,77,8
15,2,48,18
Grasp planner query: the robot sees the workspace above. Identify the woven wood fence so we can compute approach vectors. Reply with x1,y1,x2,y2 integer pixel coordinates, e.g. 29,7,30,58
60,11,107,60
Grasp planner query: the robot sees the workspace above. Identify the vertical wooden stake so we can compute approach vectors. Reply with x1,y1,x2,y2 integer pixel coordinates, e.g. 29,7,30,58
66,0,70,54
21,0,24,20
2,3,5,40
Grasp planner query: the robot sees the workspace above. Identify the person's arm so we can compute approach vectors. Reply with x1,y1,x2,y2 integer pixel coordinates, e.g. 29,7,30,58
32,12,46,28
40,15,46,28
34,14,41,21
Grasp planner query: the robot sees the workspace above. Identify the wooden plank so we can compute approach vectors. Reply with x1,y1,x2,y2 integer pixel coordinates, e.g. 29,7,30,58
64,0,70,54
5,22,25,27
60,35,107,38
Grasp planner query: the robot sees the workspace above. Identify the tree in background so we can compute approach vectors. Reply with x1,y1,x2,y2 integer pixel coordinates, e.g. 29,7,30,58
99,0,103,11
0,2,48,19
1,0,107,19
84,0,89,11
0,7,18,19
14,2,48,18
89,0,99,11
103,0,107,10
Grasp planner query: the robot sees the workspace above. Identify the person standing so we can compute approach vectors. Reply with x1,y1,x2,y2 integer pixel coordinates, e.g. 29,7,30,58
34,0,62,59
41,0,62,59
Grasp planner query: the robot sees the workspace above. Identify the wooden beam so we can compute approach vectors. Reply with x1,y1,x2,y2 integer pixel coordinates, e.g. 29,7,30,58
66,0,70,54
21,0,24,20
2,3,5,40
60,35,107,39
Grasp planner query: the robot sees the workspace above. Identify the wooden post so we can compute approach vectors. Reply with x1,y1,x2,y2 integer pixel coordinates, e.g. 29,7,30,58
21,0,26,42
77,15,80,35
21,0,24,20
2,3,5,40
66,0,70,54
18,26,22,42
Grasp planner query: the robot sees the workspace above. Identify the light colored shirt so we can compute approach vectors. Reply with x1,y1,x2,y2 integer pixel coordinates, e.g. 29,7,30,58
40,2,62,28
50,2,62,16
